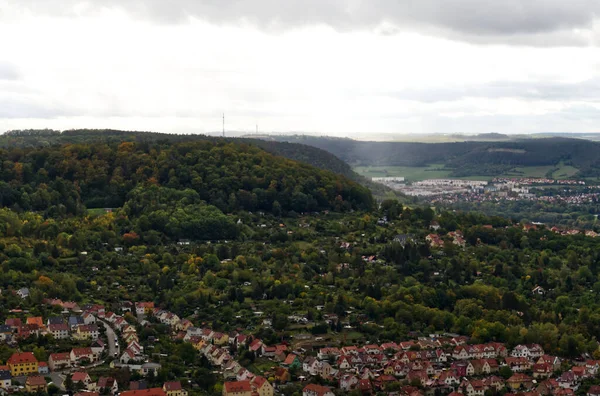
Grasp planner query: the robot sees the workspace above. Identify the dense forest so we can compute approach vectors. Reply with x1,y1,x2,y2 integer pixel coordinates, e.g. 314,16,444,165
264,135,600,177
0,137,373,225
0,129,403,201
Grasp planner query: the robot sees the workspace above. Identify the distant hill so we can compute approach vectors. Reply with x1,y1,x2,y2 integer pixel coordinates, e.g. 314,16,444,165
261,135,600,178
0,132,374,214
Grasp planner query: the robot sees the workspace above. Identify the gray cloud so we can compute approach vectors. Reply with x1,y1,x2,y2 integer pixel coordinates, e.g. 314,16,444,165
386,78,600,103
7,0,600,46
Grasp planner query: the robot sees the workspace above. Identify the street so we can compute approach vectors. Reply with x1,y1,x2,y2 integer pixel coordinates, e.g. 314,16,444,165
100,319,119,359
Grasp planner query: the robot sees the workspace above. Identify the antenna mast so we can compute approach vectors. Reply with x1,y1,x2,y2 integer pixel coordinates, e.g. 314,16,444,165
222,113,225,137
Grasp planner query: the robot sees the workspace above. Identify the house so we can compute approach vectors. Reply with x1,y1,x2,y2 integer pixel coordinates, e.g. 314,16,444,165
139,362,161,377
163,382,188,396
274,367,291,383
223,381,252,396
505,357,531,372
250,376,273,396
588,385,600,396
26,317,44,328
0,325,12,342
129,381,149,391
213,332,229,346
82,312,96,325
339,374,359,391
0,370,11,389
512,344,544,359
282,354,301,369
49,323,70,339
71,371,92,388
97,377,118,394
393,234,414,246
38,362,49,374
121,349,142,364
120,389,166,396
302,384,335,396
69,316,85,329
507,373,534,390
135,302,155,315
5,318,21,329
7,352,38,376
17,288,30,299
74,324,100,340
533,363,553,379
70,347,97,364
49,352,72,371
532,286,546,296
25,375,47,393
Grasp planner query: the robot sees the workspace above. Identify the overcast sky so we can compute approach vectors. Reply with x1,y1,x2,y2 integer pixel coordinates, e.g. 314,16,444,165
3,0,600,136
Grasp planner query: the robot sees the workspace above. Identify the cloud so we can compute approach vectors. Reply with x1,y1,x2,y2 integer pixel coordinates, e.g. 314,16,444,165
387,78,600,103
7,0,600,46
0,63,19,80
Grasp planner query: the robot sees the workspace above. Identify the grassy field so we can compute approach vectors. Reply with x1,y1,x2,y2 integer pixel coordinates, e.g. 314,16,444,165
552,162,579,179
87,208,109,216
356,163,581,182
355,164,453,182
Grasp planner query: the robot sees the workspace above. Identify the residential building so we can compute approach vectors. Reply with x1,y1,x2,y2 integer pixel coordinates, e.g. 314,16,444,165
223,381,252,396
25,375,47,393
163,381,188,396
7,352,38,376
49,352,72,371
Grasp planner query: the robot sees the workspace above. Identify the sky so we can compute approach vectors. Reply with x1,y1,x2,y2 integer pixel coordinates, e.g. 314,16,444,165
2,1,600,136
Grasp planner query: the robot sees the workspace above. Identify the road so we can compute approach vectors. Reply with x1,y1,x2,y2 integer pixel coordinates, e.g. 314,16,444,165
100,319,119,359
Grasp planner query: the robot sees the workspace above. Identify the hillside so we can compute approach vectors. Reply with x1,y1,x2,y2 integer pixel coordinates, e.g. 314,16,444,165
265,135,600,178
0,138,373,236
0,129,401,200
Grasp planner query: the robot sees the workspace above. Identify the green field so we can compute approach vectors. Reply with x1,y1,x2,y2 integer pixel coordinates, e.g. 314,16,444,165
356,163,581,182
355,164,453,182
87,208,109,216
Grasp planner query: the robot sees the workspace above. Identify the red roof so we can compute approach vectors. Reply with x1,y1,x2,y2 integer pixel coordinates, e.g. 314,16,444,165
8,352,38,365
303,384,332,396
26,376,47,386
163,382,182,391
224,381,251,393
72,372,90,382
120,389,166,396
72,347,94,356
50,352,71,361
283,354,298,365
251,377,267,389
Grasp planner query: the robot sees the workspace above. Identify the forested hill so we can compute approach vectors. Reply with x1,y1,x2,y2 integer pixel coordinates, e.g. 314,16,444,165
0,138,373,218
0,129,402,200
265,135,600,177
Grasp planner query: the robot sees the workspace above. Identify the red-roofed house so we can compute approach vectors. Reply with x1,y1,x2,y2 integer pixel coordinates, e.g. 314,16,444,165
7,352,38,376
120,389,166,396
49,352,72,371
163,382,187,396
250,376,273,396
302,384,335,396
223,381,252,396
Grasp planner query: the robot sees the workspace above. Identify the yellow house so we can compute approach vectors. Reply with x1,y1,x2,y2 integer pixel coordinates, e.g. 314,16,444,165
191,338,206,351
25,375,47,393
251,377,273,396
212,332,229,346
7,352,38,376
163,382,187,396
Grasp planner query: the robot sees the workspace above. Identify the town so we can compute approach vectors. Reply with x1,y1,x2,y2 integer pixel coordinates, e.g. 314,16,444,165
3,296,600,396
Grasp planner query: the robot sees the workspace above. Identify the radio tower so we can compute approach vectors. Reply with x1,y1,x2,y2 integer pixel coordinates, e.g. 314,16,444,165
222,113,225,137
